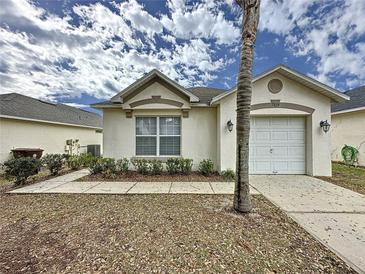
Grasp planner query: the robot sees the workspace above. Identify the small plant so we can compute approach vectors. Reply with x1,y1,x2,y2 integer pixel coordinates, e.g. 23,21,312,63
221,169,235,181
89,157,104,175
198,159,214,176
101,158,117,178
179,158,193,175
66,155,82,170
79,153,95,167
42,154,64,176
166,158,180,174
116,158,129,173
3,157,41,185
150,159,163,175
131,159,150,174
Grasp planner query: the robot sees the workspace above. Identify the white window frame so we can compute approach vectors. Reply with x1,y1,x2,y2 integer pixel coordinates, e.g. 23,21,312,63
135,116,181,157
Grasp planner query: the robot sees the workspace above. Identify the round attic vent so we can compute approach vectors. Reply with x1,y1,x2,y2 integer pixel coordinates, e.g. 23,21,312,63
268,79,283,94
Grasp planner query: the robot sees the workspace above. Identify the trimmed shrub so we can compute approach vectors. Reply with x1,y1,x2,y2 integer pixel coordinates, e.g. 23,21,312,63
198,159,214,176
179,158,193,175
79,153,95,167
131,159,150,174
166,158,180,174
3,157,41,185
101,158,117,178
221,169,235,181
116,158,129,173
89,157,104,175
150,159,163,175
66,155,82,170
42,154,64,176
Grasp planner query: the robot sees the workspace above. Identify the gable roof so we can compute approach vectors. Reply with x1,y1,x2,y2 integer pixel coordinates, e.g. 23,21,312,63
110,69,199,103
332,86,365,113
0,93,102,129
210,65,349,104
188,87,227,104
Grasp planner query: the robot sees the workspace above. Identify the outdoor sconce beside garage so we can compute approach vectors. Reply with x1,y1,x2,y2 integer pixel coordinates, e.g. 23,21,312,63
320,120,331,133
227,120,234,132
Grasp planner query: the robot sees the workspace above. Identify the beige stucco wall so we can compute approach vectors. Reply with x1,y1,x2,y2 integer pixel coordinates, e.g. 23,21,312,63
0,118,103,163
331,110,365,166
103,107,217,169
217,72,332,176
122,82,190,109
102,71,334,176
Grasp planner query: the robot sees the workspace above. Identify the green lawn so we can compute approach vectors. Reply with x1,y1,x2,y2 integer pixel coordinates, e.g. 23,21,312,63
320,163,365,195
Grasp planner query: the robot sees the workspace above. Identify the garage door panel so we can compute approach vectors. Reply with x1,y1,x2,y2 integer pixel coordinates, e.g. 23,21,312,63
253,118,271,128
250,117,306,175
254,131,271,142
288,146,305,158
255,146,271,157
252,161,272,173
288,131,305,141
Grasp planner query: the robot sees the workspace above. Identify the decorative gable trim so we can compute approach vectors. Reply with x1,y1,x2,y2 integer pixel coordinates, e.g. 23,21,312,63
111,69,199,103
129,97,184,108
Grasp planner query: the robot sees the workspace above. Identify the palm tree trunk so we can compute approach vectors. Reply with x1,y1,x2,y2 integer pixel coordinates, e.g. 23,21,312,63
234,0,260,213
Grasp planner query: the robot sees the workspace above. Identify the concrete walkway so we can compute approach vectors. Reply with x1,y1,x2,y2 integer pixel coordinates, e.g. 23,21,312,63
9,169,260,195
250,175,365,274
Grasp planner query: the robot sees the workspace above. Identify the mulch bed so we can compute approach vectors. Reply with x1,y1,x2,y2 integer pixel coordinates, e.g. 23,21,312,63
0,194,354,273
77,171,230,182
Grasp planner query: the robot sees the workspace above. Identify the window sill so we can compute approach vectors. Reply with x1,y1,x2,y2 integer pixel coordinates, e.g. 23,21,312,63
132,156,181,162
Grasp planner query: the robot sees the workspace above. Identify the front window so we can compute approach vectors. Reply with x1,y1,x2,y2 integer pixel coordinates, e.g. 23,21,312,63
136,117,181,156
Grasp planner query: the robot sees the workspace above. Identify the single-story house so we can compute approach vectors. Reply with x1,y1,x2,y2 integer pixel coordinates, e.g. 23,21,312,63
331,86,365,166
92,65,349,176
0,93,103,162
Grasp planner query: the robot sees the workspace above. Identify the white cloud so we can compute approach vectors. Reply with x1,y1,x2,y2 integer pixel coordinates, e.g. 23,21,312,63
261,0,365,89
0,0,234,101
64,102,89,108
161,1,240,45
117,0,163,39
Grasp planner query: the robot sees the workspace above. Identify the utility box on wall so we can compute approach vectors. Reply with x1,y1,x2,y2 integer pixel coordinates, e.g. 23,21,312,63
87,144,101,157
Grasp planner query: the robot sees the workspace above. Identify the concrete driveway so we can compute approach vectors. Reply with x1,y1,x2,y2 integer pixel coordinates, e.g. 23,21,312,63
250,175,365,274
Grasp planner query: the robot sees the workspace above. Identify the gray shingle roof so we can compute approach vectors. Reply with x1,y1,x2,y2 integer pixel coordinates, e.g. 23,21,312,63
0,93,102,128
331,86,365,112
187,87,228,104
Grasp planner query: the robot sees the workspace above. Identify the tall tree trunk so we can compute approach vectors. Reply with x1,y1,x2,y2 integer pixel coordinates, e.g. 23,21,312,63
234,0,260,213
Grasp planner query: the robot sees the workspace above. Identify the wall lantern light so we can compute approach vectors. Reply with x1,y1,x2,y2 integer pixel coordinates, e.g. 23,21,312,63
320,120,331,133
227,120,234,132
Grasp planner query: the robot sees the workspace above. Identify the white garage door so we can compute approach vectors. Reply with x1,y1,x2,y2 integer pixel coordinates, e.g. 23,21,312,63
249,117,306,174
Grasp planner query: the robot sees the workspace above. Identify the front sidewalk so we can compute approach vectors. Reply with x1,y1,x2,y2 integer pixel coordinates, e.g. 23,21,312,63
9,169,260,195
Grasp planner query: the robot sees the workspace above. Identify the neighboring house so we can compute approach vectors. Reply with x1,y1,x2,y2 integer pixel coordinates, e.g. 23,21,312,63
331,86,365,166
92,65,348,176
0,93,103,162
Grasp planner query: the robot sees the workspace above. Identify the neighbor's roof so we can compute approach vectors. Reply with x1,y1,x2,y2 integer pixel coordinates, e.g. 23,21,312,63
210,65,349,104
0,93,102,129
332,86,365,114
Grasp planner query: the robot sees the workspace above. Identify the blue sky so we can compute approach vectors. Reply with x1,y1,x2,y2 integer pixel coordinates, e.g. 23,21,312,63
0,0,364,111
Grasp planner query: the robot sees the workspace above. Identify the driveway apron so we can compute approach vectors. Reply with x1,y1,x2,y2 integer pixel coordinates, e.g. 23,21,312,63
250,175,365,274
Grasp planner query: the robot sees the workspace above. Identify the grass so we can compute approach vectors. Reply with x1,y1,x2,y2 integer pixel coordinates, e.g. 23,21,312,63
319,163,365,195
0,194,353,273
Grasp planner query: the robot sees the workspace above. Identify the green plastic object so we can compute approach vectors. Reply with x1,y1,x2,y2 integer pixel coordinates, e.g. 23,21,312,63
341,145,358,165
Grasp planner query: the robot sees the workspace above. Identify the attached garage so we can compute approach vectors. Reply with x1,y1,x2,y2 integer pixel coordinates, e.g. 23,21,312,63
249,116,306,174
214,66,349,176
